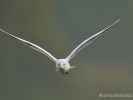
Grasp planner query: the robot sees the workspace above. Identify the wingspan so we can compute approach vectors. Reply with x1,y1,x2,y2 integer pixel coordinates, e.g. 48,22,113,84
66,18,121,61
0,29,57,62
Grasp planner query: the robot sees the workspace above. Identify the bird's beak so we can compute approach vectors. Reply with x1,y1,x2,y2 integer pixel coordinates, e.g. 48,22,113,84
60,66,64,69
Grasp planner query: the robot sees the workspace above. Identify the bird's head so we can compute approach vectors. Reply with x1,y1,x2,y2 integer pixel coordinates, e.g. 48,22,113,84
58,61,66,69
56,59,67,70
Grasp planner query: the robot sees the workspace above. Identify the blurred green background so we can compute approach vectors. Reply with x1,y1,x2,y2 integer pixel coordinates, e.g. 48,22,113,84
0,0,133,100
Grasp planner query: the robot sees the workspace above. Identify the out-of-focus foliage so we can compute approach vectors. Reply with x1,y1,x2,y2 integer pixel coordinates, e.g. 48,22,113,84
0,0,133,100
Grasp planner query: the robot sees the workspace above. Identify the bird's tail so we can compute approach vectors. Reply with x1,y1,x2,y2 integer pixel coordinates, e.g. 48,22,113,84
55,69,58,71
70,66,76,69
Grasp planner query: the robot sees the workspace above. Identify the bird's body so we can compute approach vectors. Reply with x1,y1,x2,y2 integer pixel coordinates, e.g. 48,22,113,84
55,59,70,74
0,19,121,74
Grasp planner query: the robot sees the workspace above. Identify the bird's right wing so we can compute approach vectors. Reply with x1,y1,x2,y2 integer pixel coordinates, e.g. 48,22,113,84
66,19,121,61
0,29,57,62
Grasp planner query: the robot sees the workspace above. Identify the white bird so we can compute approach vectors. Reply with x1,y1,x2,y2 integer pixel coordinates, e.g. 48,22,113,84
0,19,121,74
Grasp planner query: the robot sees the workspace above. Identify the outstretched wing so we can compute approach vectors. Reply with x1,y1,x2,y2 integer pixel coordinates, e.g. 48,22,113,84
0,29,57,62
66,18,121,61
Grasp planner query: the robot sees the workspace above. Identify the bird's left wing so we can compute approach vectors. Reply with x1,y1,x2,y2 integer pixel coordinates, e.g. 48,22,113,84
66,18,121,61
0,29,57,62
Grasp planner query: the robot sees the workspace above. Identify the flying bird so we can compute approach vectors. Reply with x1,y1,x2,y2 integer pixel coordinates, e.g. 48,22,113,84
0,19,121,74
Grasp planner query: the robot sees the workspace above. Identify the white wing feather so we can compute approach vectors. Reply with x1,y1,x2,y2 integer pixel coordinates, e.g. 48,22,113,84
66,18,121,61
0,29,57,62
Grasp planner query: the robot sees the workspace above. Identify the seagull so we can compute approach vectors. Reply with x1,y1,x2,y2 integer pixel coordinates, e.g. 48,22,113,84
0,19,121,74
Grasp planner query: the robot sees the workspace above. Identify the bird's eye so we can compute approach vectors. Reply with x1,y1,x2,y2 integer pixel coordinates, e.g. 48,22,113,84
58,64,60,66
